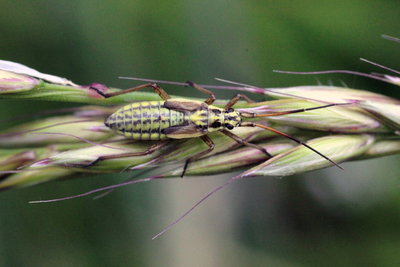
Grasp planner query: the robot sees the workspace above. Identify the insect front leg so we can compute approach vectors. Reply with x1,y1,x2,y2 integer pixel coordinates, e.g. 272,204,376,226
181,135,215,177
90,83,171,100
224,94,256,110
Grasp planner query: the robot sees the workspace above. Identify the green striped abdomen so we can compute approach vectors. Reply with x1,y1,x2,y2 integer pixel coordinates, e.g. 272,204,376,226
105,101,185,140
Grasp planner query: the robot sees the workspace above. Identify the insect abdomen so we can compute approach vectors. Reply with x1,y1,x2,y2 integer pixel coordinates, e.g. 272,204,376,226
105,101,185,140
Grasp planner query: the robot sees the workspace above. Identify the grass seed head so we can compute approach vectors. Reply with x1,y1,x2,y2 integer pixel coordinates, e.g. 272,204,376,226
241,135,375,177
0,60,399,189
0,70,39,93
0,116,111,147
239,98,390,133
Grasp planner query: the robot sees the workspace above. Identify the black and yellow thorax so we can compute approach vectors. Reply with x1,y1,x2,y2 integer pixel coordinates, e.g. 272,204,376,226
104,99,241,140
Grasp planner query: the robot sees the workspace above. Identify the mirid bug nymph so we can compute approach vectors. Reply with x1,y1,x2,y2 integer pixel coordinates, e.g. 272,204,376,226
89,81,342,176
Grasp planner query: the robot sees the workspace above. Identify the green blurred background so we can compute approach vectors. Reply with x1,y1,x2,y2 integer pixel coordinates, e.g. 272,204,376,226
1,1,400,266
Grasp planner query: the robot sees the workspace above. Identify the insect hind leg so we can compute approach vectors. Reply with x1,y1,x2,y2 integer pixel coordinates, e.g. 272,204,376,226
90,83,171,100
186,81,216,105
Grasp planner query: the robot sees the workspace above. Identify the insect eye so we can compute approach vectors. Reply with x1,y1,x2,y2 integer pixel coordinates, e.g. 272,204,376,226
226,108,234,113
225,123,234,130
211,121,221,128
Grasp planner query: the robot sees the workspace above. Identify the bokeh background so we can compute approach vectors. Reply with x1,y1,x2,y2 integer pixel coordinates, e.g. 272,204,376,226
1,1,400,266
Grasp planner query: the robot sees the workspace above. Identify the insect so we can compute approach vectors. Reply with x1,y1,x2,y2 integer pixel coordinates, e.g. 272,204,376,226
89,81,341,176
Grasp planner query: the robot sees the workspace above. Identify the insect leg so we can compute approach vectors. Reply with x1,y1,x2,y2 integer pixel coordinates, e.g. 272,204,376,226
186,81,216,105
239,122,343,169
220,129,271,157
224,94,256,110
91,83,171,100
84,141,169,167
181,135,215,177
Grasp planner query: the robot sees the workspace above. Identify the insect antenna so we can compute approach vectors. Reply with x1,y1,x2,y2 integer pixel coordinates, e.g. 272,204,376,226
239,122,342,169
240,102,351,118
